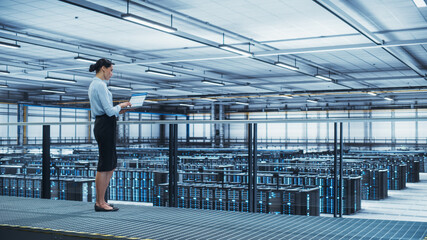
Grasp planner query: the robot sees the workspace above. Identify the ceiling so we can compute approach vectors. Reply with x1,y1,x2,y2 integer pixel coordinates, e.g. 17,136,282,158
0,0,426,114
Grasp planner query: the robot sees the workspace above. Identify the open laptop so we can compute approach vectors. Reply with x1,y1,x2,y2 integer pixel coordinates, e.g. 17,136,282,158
126,93,147,109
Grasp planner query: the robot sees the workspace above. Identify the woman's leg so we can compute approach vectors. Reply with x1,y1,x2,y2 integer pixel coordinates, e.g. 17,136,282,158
95,169,115,209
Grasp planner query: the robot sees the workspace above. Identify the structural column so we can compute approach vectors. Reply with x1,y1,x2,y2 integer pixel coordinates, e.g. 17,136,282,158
168,124,178,207
248,123,257,213
17,103,23,146
219,104,224,148
159,114,166,146
86,110,90,143
138,113,142,143
415,109,418,147
42,125,51,199
333,122,338,217
339,122,343,218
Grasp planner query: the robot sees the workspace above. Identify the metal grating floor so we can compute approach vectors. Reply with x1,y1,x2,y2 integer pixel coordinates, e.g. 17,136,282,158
0,196,426,240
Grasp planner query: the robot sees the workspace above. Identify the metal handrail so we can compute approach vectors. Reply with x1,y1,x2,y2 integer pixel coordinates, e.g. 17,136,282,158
1,117,427,126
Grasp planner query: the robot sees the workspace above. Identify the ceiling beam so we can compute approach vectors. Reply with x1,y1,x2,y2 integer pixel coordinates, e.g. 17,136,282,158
313,0,426,78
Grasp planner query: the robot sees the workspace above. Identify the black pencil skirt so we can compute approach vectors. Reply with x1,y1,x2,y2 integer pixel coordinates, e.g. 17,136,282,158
94,114,117,172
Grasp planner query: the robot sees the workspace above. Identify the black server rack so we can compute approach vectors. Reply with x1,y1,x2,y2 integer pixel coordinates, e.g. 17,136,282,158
268,189,283,214
342,176,362,215
387,164,406,190
227,186,243,212
241,188,250,212
189,185,202,209
153,183,169,207
297,187,320,216
214,186,228,211
407,161,420,183
201,184,215,210
362,169,388,200
177,184,190,208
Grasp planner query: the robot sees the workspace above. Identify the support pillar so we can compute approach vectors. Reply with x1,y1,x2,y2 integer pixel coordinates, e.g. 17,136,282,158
248,123,258,213
168,124,178,207
42,125,51,199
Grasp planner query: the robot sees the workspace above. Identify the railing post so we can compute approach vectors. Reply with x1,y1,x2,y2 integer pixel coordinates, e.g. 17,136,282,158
42,125,51,199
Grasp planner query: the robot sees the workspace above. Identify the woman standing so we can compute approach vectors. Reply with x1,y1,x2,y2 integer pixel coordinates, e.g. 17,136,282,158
88,58,131,211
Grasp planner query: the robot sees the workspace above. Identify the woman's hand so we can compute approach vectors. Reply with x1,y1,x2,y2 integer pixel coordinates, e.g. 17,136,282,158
119,102,131,108
119,102,132,114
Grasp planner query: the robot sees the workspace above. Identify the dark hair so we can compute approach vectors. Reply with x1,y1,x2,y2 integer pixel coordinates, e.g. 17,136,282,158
89,58,113,73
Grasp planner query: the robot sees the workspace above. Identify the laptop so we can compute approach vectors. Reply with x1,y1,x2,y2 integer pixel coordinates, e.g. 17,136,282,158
126,93,147,109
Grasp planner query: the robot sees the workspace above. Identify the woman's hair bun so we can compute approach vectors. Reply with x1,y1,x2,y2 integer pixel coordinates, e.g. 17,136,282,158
88,58,113,73
89,63,97,72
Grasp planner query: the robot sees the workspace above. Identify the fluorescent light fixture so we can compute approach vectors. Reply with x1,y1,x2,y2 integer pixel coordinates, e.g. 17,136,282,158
74,56,97,63
367,92,377,96
315,74,332,81
45,77,76,84
279,94,293,99
108,85,133,91
0,41,20,49
202,80,224,86
413,0,427,7
0,84,8,88
145,100,158,103
384,97,394,101
122,13,177,33
235,101,249,105
307,99,318,103
145,69,176,77
219,44,253,57
42,89,66,94
274,62,299,71
0,70,10,75
180,103,194,107
201,98,217,102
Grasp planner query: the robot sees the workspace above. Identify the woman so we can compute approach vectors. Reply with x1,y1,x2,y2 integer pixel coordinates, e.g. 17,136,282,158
88,58,131,211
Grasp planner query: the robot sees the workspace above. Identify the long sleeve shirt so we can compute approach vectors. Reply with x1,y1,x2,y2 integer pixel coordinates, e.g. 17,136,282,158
88,77,121,118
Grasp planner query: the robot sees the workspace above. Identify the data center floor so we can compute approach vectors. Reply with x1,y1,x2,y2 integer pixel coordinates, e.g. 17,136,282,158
0,195,426,240
344,172,427,223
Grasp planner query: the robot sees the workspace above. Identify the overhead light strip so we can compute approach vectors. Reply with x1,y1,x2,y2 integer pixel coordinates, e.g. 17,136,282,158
145,69,175,77
201,80,224,86
45,77,76,84
108,85,133,91
235,101,249,105
201,98,217,102
122,13,177,33
0,41,20,49
219,44,253,57
307,99,318,103
145,100,158,103
180,103,194,107
367,92,377,96
0,70,10,75
315,74,332,81
274,62,299,71
384,97,394,101
413,0,427,7
0,84,8,88
279,94,293,99
42,89,66,94
74,56,97,63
